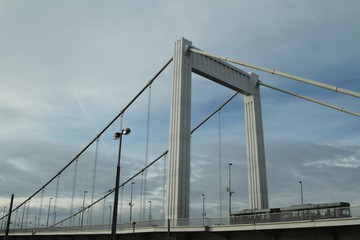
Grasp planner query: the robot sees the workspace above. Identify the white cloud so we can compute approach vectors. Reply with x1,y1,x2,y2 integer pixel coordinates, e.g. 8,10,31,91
304,156,360,168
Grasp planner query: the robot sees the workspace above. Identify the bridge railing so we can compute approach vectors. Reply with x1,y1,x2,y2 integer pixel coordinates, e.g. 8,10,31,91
2,206,360,234
230,205,358,225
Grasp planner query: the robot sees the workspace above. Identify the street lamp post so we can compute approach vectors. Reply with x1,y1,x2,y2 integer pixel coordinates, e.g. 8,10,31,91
226,163,234,218
201,194,206,225
111,128,131,240
129,182,135,223
81,191,87,228
132,221,136,235
46,198,53,228
148,201,152,221
299,181,304,204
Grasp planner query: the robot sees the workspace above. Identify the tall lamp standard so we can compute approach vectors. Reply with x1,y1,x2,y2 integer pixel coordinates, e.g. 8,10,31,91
148,201,152,221
81,190,87,228
299,181,304,204
111,128,131,240
201,194,206,225
226,163,234,218
46,198,53,228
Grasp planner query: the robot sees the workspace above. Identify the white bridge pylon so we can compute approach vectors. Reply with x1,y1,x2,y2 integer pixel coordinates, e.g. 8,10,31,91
166,38,269,220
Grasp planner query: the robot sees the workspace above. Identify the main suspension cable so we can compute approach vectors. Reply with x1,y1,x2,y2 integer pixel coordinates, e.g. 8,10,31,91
190,92,239,134
190,48,360,98
260,82,360,117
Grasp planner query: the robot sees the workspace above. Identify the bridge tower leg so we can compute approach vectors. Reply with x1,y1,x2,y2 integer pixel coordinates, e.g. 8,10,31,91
166,38,192,220
244,76,269,209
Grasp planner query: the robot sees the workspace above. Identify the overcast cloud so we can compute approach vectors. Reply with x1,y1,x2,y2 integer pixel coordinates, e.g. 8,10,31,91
1,0,359,225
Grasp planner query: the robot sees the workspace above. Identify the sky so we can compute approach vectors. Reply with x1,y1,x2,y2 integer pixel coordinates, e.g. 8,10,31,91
0,0,360,227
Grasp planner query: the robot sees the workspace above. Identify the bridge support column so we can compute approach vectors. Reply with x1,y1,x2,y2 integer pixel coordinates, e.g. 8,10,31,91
166,38,192,220
244,74,269,209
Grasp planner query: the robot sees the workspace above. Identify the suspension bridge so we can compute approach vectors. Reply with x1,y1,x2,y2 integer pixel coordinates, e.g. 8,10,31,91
1,38,359,240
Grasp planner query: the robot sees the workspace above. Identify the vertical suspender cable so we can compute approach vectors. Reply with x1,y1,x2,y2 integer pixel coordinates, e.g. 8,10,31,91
14,210,18,229
162,154,167,219
140,175,144,218
101,199,105,225
143,85,152,220
141,128,147,218
119,114,124,134
90,138,99,225
69,158,79,226
77,209,81,228
140,84,152,221
20,203,25,229
86,208,90,225
25,201,30,228
37,189,44,227
119,115,123,224
140,179,143,220
218,111,222,222
53,175,60,225
119,186,124,223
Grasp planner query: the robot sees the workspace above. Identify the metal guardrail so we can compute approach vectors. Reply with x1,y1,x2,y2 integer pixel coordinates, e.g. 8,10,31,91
2,206,360,235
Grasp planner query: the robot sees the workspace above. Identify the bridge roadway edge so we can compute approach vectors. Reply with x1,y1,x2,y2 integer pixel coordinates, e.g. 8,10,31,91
5,218,360,240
